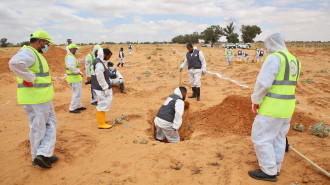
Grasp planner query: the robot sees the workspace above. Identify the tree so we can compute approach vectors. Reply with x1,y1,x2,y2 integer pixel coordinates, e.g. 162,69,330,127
201,25,223,46
223,21,235,37
1,38,8,47
171,32,200,44
240,25,262,43
67,39,72,45
227,33,239,43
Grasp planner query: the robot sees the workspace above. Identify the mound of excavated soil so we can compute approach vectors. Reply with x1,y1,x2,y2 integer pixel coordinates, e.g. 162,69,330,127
148,95,321,140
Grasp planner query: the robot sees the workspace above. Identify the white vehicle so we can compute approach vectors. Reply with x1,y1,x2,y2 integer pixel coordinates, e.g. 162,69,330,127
202,44,212,47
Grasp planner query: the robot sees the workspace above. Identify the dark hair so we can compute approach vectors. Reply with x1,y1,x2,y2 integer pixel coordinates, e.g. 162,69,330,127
103,48,112,55
107,62,114,67
120,47,123,50
30,38,39,43
186,43,193,48
179,86,187,94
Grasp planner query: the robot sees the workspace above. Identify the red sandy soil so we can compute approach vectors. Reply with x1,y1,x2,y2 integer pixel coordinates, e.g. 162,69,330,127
0,44,329,185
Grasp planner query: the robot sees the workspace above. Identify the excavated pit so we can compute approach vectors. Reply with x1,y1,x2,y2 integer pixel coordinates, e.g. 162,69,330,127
148,95,319,141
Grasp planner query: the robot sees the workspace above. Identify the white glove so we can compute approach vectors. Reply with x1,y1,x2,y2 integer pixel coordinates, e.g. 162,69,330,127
202,70,206,75
104,88,111,95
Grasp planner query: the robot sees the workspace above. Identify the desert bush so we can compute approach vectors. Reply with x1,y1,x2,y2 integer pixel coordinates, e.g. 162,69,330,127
171,74,176,77
144,71,151,77
301,78,314,84
137,76,142,80
156,48,163,50
308,122,329,137
293,123,305,132
147,56,151,60
320,69,327,73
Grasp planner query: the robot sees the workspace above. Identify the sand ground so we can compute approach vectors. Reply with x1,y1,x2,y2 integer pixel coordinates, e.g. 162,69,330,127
0,44,329,185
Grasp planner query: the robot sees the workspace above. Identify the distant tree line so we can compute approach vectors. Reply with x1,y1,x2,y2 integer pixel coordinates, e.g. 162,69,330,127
171,21,262,46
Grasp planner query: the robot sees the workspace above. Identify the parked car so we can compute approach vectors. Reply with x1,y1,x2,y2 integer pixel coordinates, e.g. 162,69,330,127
202,44,212,47
228,43,236,48
222,44,228,48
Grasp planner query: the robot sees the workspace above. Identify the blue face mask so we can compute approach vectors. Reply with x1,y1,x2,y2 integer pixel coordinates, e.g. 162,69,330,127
75,50,78,55
41,43,49,53
109,67,114,70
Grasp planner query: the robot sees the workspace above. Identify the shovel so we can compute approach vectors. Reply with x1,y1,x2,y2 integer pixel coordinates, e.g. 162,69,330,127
286,137,330,178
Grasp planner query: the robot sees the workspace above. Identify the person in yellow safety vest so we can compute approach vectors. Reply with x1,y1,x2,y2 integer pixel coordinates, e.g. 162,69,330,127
91,48,113,129
65,43,86,113
8,30,58,169
85,45,101,105
249,33,301,182
225,46,234,66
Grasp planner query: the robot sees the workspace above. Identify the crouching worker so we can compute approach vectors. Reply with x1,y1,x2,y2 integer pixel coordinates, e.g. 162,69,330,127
154,87,187,143
91,48,113,129
107,62,126,93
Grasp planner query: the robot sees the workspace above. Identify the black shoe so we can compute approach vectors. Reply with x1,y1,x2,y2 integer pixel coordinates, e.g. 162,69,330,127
33,156,58,166
120,83,126,93
121,63,124,67
33,155,51,168
76,107,87,111
117,63,120,67
188,87,196,98
196,87,201,101
91,102,98,106
69,109,80,114
248,169,277,182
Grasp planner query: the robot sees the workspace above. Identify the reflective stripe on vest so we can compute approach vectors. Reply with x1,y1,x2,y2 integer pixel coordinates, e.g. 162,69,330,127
65,54,82,83
16,46,54,104
258,50,301,118
88,53,95,76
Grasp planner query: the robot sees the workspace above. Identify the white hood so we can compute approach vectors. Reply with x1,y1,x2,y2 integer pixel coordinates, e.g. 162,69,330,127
93,45,101,54
173,87,183,99
264,33,288,54
66,46,72,54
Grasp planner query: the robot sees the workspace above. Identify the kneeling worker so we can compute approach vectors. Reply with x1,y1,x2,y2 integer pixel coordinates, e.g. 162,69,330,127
154,87,187,143
65,43,86,113
107,62,126,93
91,48,113,129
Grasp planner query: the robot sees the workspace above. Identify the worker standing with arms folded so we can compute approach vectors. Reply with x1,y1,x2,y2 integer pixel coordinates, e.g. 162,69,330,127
117,47,124,67
91,48,113,129
8,30,58,168
85,45,101,105
65,44,86,114
249,33,301,182
225,46,233,66
179,43,206,101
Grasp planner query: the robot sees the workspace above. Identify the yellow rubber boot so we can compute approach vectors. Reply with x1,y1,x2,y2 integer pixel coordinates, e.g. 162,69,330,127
96,110,112,129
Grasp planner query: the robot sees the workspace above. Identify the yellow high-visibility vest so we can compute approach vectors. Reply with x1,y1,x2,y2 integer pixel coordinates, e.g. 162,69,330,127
258,50,301,118
65,53,82,83
88,53,95,76
17,46,54,104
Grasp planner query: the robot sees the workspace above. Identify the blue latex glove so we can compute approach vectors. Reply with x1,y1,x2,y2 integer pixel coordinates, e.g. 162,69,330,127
180,67,183,72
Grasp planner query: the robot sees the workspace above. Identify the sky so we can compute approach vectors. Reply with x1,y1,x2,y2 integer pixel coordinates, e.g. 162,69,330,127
0,0,329,44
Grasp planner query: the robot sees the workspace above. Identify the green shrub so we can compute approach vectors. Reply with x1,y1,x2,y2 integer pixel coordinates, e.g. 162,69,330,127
308,122,329,137
293,123,305,132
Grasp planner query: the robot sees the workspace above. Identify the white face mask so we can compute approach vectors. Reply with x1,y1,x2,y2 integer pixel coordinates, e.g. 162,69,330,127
109,67,114,70
41,43,49,53
75,50,78,55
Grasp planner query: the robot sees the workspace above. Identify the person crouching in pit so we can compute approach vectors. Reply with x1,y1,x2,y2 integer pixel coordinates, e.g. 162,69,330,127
154,87,187,143
107,62,126,93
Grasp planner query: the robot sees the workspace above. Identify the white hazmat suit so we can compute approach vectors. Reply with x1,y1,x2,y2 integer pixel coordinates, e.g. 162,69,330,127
85,45,100,104
92,49,113,112
65,47,83,111
180,49,206,88
154,88,185,143
9,47,57,161
251,33,292,176
225,48,233,66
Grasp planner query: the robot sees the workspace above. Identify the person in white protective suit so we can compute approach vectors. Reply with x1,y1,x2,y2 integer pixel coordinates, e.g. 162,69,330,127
154,87,187,143
179,43,206,101
65,44,86,113
107,62,126,93
85,45,101,105
253,48,259,63
249,33,301,182
117,47,124,67
237,48,243,63
8,30,58,168
91,48,113,129
244,51,250,63
257,48,265,63
225,46,234,66
128,44,133,55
